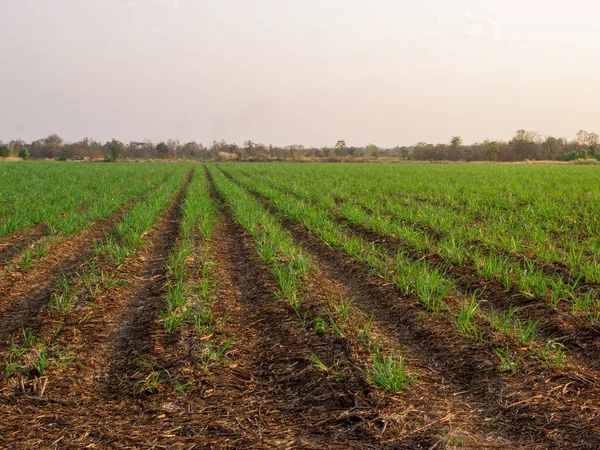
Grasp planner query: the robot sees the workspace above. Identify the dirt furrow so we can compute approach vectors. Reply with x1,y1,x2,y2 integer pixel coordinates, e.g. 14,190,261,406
0,224,48,268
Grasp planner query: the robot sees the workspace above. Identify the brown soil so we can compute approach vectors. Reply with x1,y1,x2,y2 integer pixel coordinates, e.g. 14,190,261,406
0,224,48,267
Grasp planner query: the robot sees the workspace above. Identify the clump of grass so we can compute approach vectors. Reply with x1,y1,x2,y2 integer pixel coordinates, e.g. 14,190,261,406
489,307,540,347
455,294,481,340
200,336,235,371
541,339,566,367
52,273,77,312
369,348,412,392
313,317,327,334
493,345,522,373
31,345,49,376
310,353,329,372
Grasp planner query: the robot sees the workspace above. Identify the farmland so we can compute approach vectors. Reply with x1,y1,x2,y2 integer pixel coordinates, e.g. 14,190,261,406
1,161,600,448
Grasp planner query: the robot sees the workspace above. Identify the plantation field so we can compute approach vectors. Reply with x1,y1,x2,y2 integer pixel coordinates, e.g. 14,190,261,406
1,161,600,448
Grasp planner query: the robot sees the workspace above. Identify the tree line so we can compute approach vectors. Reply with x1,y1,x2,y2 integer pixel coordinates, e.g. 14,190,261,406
1,130,599,162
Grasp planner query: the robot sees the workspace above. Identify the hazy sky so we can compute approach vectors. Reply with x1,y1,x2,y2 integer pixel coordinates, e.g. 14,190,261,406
1,0,599,147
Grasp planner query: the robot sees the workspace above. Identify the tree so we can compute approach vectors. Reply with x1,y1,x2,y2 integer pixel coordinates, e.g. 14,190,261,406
541,136,564,160
575,130,599,150
8,139,25,158
181,141,205,159
104,139,123,162
448,136,464,161
18,148,30,160
450,136,463,147
0,144,9,159
483,139,500,161
366,143,380,158
209,140,228,158
334,140,347,157
511,129,541,160
156,142,169,159
321,147,332,158
243,140,255,155
41,134,63,159
287,144,303,159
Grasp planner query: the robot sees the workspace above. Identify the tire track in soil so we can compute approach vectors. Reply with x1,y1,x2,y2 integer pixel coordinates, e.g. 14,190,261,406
220,166,600,449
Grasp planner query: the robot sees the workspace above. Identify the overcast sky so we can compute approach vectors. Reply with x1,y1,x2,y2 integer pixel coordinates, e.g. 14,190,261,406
1,0,599,147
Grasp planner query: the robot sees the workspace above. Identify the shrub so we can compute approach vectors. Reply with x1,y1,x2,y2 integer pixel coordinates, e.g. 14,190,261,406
18,148,30,160
0,145,10,159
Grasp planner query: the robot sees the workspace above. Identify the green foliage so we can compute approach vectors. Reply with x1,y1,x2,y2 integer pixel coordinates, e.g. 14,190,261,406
369,349,412,392
18,148,29,160
0,145,10,159
103,139,123,162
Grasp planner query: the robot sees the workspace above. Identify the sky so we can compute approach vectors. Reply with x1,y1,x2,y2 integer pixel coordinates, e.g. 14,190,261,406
1,0,599,147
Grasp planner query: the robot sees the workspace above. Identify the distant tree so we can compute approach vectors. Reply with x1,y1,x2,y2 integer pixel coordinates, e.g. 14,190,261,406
252,143,268,158
413,142,439,160
575,130,599,151
243,140,255,156
57,143,75,160
366,143,380,158
448,136,464,161
334,140,348,157
287,144,303,159
399,147,411,159
484,139,500,161
209,140,229,158
41,134,63,159
321,147,332,158
541,136,565,160
104,139,123,162
8,139,25,158
0,144,10,159
564,150,588,161
227,143,241,158
450,136,463,147
181,141,205,159
166,139,180,158
18,148,30,160
156,142,169,159
510,129,541,160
